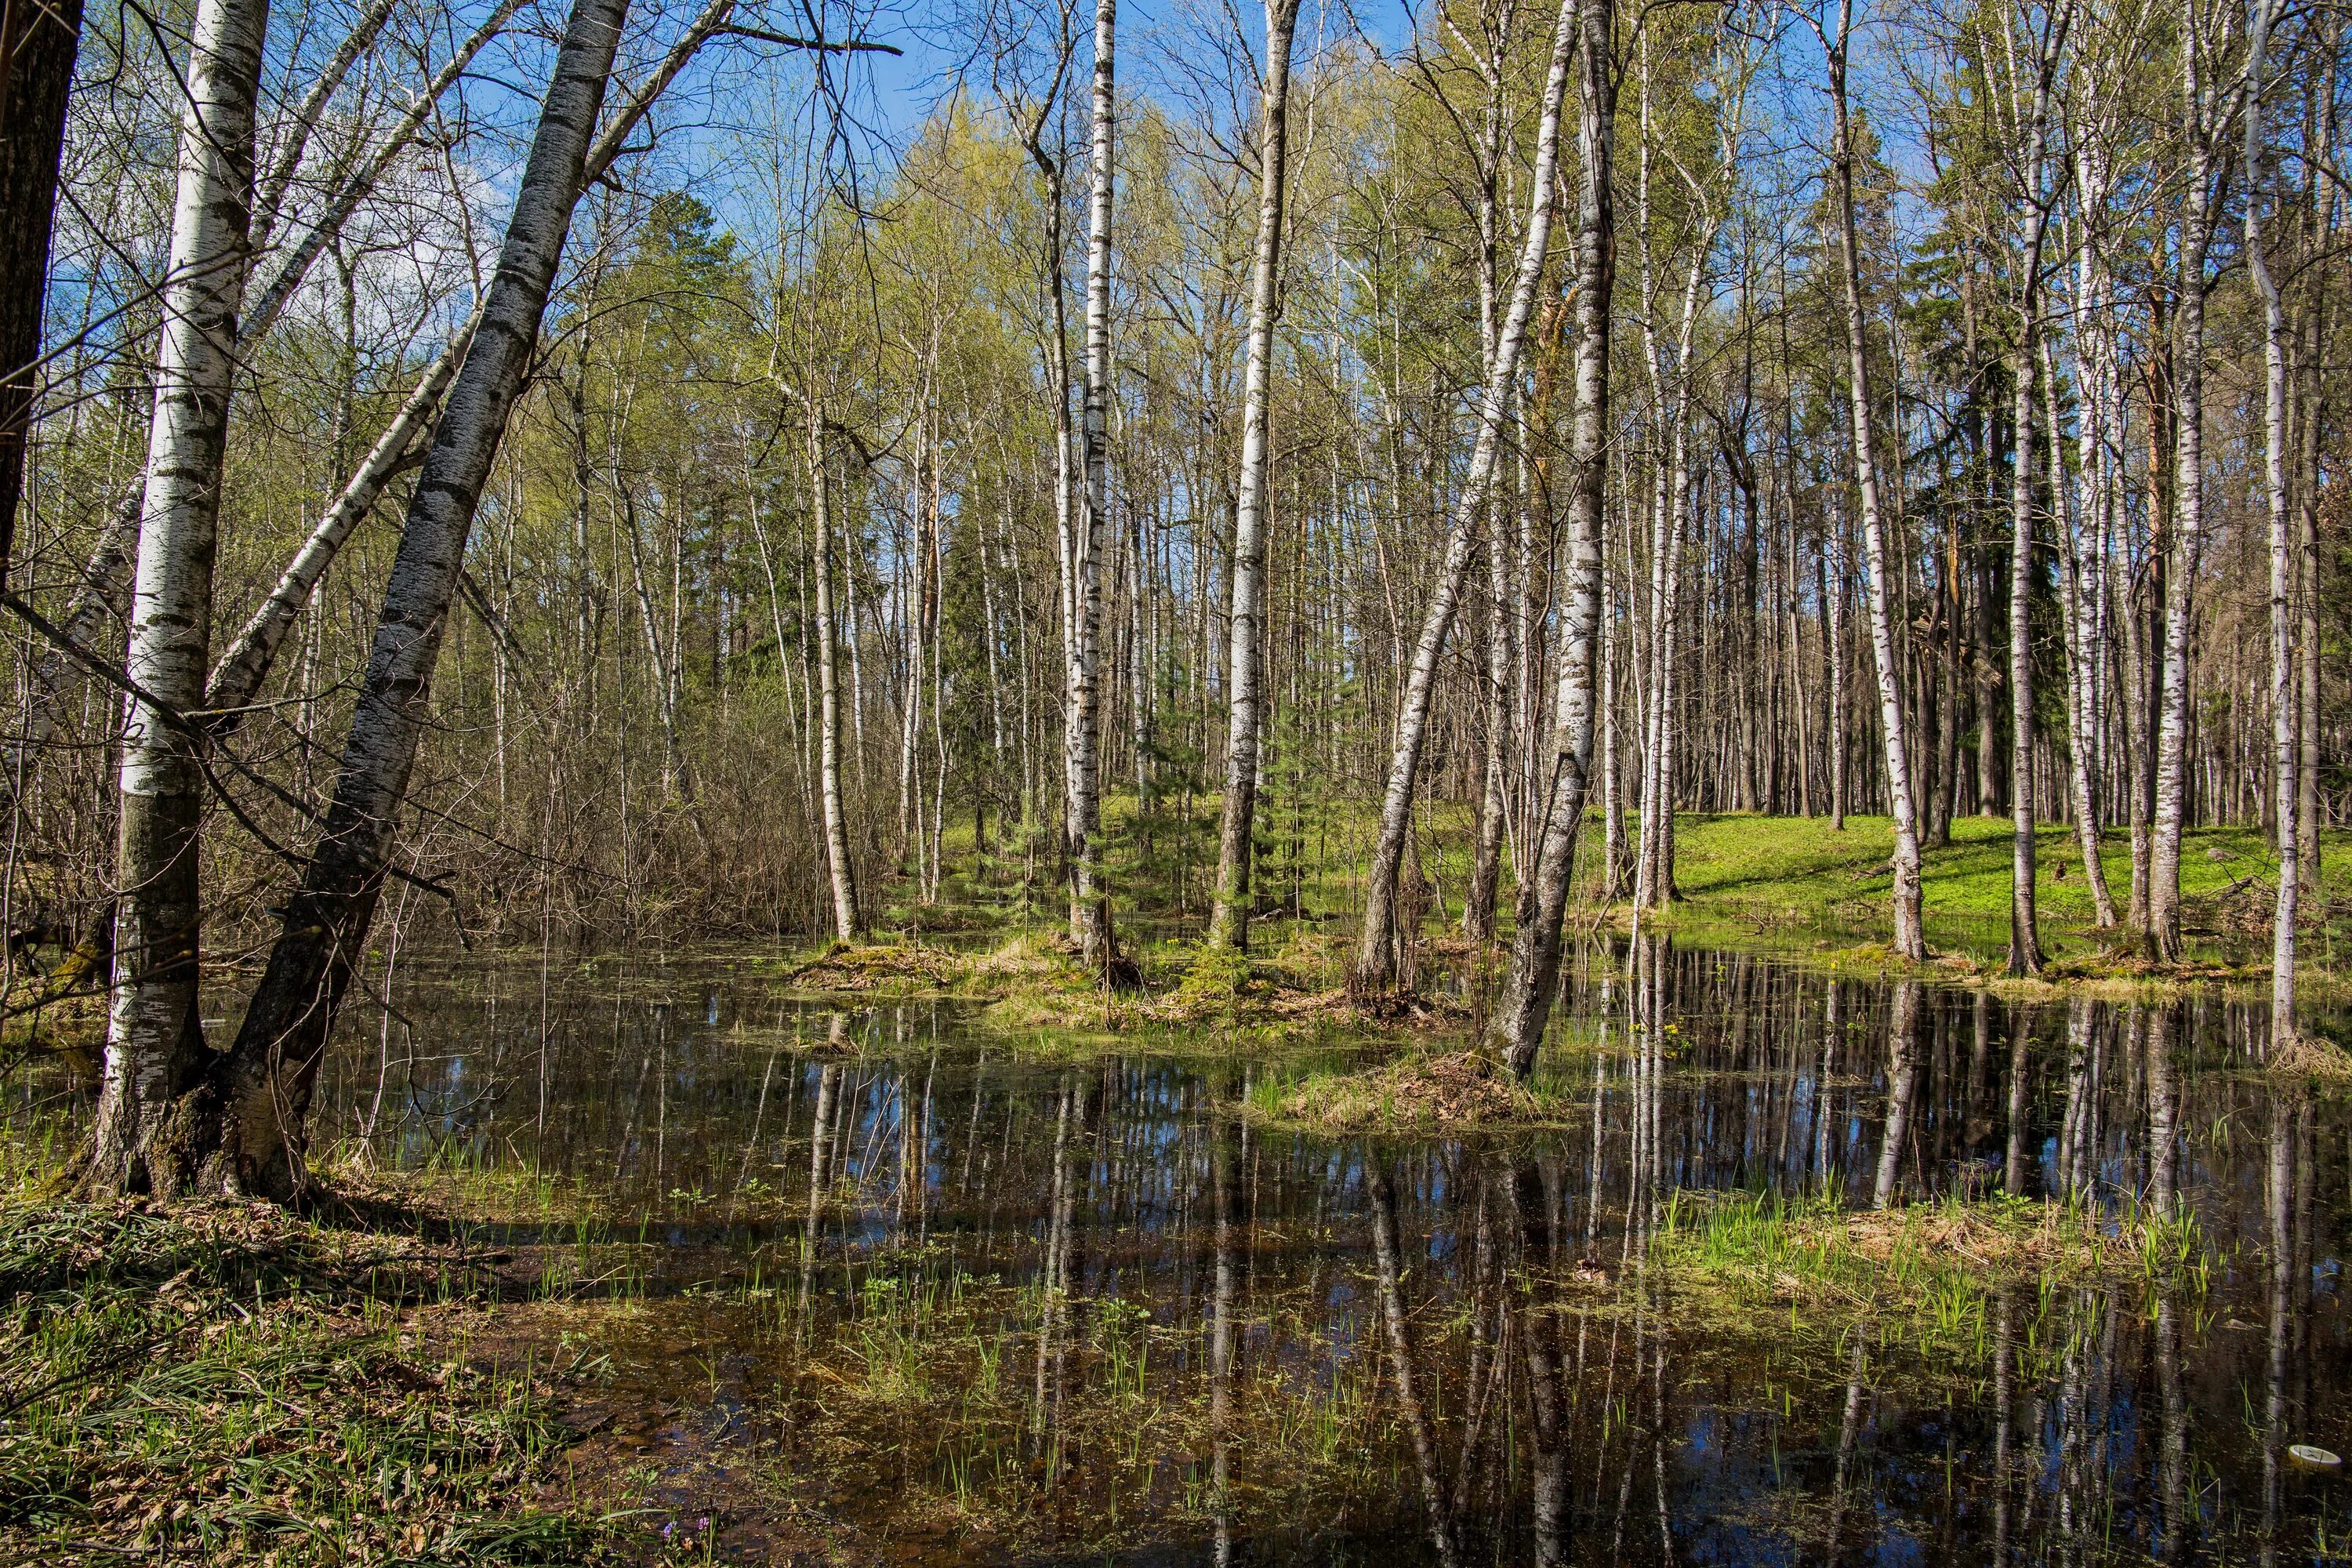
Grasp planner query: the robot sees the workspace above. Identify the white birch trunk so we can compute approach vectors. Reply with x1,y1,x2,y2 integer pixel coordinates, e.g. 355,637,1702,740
2148,18,2222,962
2242,0,2298,1033
809,402,860,942
1493,0,1613,1076
1827,0,1925,960
1066,0,1120,972
2003,5,2065,977
1208,0,1305,953
86,0,271,1195
2062,136,2121,927
187,0,739,741
1352,0,1577,983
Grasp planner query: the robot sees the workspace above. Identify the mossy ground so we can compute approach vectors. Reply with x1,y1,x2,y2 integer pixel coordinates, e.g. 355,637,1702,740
1241,1049,1583,1132
764,922,1470,1052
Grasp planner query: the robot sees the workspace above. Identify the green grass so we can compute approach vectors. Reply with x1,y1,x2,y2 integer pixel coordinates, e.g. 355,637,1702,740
1621,812,2352,983
1241,1047,1585,1132
791,794,2350,1004
0,1197,638,1565
1646,1185,2218,1371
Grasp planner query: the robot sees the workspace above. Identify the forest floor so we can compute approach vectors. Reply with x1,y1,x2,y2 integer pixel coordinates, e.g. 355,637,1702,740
0,1182,668,1566
792,809,2350,1026
1643,813,2352,996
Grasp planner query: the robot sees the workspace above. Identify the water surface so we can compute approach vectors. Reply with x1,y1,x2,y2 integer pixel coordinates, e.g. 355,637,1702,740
304,942,2352,1565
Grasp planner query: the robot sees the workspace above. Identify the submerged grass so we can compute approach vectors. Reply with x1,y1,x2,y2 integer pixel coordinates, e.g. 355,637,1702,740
0,1197,641,1566
1645,1185,2218,1371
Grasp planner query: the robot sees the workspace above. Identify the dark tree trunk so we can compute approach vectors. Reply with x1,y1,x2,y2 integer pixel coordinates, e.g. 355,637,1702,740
212,0,628,1200
0,0,83,566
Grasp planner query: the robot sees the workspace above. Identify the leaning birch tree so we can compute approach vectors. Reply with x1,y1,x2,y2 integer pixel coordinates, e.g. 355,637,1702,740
210,0,633,1199
1354,0,1579,989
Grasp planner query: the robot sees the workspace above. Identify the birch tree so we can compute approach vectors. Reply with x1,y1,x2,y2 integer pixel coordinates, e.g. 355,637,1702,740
204,0,746,732
211,0,632,1199
1353,0,1579,988
808,394,860,941
2241,0,2296,1033
1066,0,1120,975
1494,0,1612,1077
2145,0,2242,960
85,0,272,1195
1998,0,2069,977
1818,0,1926,961
1208,0,1305,953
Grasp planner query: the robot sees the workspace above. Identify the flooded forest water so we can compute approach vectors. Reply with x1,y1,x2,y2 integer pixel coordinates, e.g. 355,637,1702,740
298,943,2348,1565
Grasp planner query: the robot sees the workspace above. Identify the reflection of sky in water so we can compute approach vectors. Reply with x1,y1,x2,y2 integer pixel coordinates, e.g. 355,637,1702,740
306,944,2351,1565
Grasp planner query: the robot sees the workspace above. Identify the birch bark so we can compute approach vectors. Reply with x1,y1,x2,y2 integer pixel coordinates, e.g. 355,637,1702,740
2002,2,2067,977
1067,0,1120,973
1354,0,1577,985
2063,129,2121,927
1824,0,1926,960
2241,0,2297,1034
1208,0,1305,953
2148,0,2230,961
1493,0,1612,1078
808,401,860,941
88,0,271,1194
216,0,630,1199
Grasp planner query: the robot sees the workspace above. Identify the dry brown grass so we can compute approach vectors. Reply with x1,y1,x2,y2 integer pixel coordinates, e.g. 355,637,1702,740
1250,1051,1573,1132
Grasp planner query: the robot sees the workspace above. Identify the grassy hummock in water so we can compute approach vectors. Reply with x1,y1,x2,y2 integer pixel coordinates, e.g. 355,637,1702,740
775,927,1472,1049
1646,1185,2215,1367
0,1196,636,1566
1243,1050,1581,1132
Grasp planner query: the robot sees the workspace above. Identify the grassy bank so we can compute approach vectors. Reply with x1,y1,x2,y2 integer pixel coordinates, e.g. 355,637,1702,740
0,1195,637,1566
767,808,2333,1029
1647,813,2350,989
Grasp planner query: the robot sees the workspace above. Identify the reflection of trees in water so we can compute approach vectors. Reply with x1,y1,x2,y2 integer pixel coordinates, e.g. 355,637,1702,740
310,957,2336,1562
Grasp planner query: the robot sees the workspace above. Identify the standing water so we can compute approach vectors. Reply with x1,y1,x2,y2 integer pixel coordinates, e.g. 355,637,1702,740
306,942,2348,1565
